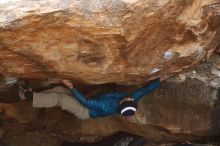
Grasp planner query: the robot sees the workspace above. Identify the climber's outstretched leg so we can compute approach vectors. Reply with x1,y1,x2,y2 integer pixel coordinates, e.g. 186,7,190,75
32,91,90,119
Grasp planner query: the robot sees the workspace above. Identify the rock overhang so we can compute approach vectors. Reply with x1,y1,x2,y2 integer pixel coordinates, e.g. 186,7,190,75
0,0,220,84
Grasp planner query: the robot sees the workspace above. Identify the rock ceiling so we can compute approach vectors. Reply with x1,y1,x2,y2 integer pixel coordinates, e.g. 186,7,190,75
0,0,220,84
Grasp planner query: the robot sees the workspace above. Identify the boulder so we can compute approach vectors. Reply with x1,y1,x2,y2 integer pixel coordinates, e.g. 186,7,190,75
0,0,220,84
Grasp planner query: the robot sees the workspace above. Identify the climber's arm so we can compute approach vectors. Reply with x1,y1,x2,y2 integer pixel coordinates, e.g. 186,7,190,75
129,78,160,101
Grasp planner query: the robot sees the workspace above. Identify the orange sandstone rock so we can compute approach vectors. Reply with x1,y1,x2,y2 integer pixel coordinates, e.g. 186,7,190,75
0,0,220,84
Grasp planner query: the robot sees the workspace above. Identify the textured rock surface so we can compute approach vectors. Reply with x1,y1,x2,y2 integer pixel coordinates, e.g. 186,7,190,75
0,0,220,84
217,45,220,53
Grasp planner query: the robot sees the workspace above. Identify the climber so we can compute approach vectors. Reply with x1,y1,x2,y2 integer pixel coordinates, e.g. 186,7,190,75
18,78,160,120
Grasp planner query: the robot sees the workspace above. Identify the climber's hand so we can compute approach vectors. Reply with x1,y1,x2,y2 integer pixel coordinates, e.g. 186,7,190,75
62,79,74,89
160,75,169,81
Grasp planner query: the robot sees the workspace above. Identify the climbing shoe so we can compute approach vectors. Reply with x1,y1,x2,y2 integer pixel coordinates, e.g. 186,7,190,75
17,79,33,101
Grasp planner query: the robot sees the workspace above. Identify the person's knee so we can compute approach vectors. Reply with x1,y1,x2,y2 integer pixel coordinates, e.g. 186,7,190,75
78,116,90,120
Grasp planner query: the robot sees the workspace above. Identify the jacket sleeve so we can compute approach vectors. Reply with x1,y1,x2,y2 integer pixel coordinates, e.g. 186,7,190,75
93,92,126,100
70,88,105,110
129,78,160,102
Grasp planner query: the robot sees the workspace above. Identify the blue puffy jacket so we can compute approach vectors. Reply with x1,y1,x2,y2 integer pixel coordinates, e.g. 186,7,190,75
70,78,160,118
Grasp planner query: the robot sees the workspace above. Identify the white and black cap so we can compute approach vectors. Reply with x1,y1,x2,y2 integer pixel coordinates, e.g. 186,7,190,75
119,101,137,116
